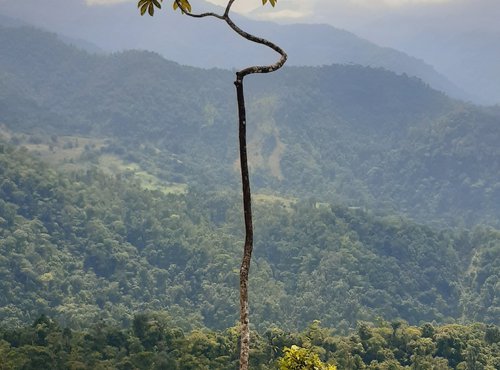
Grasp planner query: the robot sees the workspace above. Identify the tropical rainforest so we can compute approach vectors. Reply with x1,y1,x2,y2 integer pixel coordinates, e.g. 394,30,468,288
0,23,500,369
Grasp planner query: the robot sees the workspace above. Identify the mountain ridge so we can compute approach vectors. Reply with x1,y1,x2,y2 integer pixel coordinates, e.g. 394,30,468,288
1,25,500,229
0,0,470,101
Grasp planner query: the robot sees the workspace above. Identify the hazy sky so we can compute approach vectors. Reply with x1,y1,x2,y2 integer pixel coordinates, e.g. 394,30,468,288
88,0,456,15
84,0,499,35
205,0,453,18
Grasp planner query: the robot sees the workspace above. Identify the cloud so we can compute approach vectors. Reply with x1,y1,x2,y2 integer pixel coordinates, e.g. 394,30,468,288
83,0,451,18
204,0,259,13
202,0,455,26
257,9,310,20
85,0,129,4
206,0,454,15
351,0,452,5
83,0,498,35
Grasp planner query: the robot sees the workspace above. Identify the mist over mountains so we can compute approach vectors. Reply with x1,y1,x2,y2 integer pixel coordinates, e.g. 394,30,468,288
355,5,500,106
2,25,500,228
0,0,470,102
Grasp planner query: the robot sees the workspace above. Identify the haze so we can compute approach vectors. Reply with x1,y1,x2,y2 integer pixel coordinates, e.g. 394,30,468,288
84,0,500,35
90,0,500,104
1,0,499,103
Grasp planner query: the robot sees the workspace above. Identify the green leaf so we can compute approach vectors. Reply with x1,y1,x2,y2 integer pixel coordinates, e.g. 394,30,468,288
171,0,191,13
148,3,155,16
138,0,162,16
182,0,192,12
140,2,148,15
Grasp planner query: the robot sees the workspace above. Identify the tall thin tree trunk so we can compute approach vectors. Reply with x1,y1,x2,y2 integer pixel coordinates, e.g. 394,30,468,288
149,4,287,369
235,76,253,370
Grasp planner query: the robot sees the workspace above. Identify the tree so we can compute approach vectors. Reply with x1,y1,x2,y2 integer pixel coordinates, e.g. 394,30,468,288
136,1,287,369
278,345,337,370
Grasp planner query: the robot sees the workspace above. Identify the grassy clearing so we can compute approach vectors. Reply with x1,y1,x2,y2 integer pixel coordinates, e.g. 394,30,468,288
254,193,296,211
0,126,188,195
0,127,107,166
99,154,187,194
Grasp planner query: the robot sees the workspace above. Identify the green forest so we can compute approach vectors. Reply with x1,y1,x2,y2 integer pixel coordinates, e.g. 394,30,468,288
2,26,500,227
1,316,500,369
1,23,500,369
1,142,499,329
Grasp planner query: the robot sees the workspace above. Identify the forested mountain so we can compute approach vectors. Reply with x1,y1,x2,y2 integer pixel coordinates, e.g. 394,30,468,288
2,25,500,228
0,4,500,370
0,0,467,101
1,141,500,333
1,21,500,368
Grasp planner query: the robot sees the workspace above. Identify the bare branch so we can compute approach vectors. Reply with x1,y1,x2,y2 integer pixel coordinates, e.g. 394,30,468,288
173,0,287,80
174,0,224,19
224,15,287,80
224,0,236,17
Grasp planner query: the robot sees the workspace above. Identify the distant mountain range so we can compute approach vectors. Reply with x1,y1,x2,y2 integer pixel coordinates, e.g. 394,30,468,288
380,28,500,106
0,0,470,102
354,0,500,105
2,25,500,228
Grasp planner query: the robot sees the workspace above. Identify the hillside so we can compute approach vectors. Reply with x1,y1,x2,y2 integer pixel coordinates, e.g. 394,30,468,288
1,141,499,332
2,25,500,227
1,5,500,369
0,22,500,352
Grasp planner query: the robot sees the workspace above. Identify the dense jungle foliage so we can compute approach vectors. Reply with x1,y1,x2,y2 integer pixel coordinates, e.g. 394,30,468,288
1,315,499,369
1,143,499,332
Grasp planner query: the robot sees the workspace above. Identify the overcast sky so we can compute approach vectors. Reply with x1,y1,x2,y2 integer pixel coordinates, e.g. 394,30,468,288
85,0,499,38
206,0,454,19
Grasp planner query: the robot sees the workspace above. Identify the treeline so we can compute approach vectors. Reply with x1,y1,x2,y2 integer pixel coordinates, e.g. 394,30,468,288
1,142,499,331
1,314,499,369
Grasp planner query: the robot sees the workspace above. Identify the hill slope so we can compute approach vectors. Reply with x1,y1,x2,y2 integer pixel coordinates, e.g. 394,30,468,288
2,25,500,227
1,142,499,331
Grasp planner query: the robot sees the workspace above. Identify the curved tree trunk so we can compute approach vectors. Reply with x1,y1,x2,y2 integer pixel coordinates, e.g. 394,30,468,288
235,76,253,370
170,3,287,369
